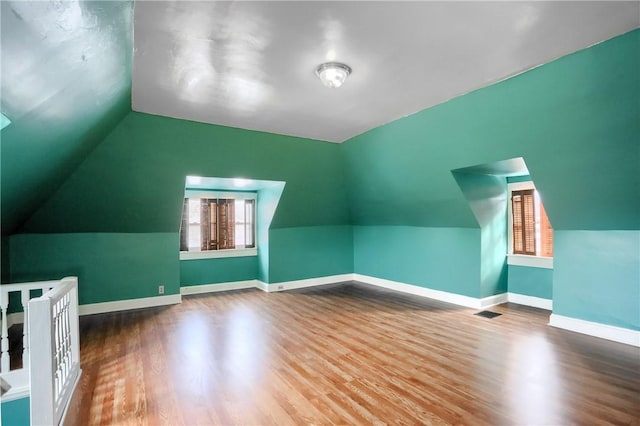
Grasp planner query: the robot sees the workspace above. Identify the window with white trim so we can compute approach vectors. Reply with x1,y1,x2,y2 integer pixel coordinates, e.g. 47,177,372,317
508,182,553,258
179,191,256,258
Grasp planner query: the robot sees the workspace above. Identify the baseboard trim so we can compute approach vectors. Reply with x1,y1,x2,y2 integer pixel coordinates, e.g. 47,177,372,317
78,294,182,316
353,274,505,309
255,280,269,292
180,280,258,295
480,293,509,309
549,314,640,347
259,274,354,293
508,293,552,310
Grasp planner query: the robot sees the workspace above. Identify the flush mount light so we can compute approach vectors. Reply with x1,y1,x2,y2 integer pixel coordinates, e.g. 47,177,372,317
315,62,351,88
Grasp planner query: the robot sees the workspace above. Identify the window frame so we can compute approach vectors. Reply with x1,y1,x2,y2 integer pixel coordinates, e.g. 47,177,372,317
507,182,553,269
179,190,258,261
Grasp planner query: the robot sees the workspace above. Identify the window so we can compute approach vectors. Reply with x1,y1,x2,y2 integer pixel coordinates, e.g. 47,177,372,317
179,191,256,259
509,184,553,258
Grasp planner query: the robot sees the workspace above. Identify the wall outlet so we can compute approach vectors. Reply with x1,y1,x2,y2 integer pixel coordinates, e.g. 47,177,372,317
277,285,284,290
158,285,165,295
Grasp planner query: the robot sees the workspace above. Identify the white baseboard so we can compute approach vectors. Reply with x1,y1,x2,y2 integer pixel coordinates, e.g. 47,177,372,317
180,280,257,295
78,294,182,316
353,274,506,309
259,274,353,293
508,293,553,310
549,314,640,347
480,293,508,309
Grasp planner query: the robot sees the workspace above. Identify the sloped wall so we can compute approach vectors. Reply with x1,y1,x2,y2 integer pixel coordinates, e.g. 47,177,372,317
343,29,639,327
8,112,351,301
0,0,133,236
343,29,639,231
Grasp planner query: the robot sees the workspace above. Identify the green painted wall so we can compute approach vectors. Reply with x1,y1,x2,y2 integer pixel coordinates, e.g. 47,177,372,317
554,231,640,331
508,266,553,299
9,233,180,305
1,397,30,426
180,256,257,286
22,112,349,234
1,237,9,282
506,175,532,184
452,172,508,297
257,185,285,283
342,30,639,231
268,226,353,283
354,226,481,297
0,1,133,236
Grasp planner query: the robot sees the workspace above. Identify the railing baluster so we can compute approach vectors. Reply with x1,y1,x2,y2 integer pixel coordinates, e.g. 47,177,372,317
1,290,9,373
21,288,30,369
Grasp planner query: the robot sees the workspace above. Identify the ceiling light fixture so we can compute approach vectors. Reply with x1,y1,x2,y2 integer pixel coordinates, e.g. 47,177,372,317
315,62,351,88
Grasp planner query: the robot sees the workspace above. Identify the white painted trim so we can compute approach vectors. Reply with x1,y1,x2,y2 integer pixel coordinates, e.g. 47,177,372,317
507,254,553,269
480,293,508,308
180,280,258,295
78,294,182,316
508,293,552,310
353,274,506,309
549,314,640,347
59,368,82,426
184,189,257,200
180,248,257,260
0,368,29,402
259,274,354,293
255,280,269,292
507,181,535,192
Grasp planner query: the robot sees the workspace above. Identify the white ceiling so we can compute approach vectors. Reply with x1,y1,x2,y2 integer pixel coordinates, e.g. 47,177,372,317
132,1,639,143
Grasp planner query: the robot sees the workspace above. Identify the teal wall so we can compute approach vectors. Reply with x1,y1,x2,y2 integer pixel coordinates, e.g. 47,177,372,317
554,231,640,330
9,233,180,304
507,175,532,184
1,238,9,282
5,112,348,296
0,1,133,236
342,30,639,231
257,185,285,283
452,172,508,297
269,226,353,283
21,112,349,233
180,256,257,286
1,397,30,426
508,266,553,299
354,226,481,298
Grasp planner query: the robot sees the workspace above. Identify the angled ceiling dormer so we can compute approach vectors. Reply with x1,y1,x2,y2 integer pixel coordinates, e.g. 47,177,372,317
0,0,133,235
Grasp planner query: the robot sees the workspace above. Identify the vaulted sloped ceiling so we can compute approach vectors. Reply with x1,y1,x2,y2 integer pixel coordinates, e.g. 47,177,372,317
0,1,133,235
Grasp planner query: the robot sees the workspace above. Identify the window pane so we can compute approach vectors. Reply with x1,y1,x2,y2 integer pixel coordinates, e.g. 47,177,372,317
188,199,201,250
234,199,246,247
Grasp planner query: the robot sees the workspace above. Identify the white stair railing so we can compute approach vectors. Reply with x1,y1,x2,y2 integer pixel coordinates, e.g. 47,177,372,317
28,276,81,426
0,280,60,375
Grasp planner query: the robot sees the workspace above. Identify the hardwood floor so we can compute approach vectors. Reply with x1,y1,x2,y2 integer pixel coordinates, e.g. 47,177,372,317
63,283,640,425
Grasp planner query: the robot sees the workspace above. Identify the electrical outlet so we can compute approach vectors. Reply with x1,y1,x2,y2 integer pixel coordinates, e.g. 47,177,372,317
158,285,165,295
277,285,284,290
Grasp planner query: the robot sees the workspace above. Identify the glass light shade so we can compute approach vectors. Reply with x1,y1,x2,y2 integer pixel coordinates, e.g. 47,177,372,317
315,62,351,88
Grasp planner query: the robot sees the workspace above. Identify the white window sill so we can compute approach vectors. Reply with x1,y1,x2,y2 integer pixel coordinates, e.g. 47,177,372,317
507,254,553,269
180,248,257,261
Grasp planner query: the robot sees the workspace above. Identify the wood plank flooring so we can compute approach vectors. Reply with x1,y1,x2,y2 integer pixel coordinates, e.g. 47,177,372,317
63,282,640,425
